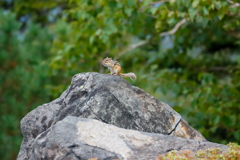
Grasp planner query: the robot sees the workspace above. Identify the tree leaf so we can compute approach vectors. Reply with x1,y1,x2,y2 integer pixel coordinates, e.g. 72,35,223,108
192,0,199,8
188,8,197,21
202,17,209,28
202,7,209,15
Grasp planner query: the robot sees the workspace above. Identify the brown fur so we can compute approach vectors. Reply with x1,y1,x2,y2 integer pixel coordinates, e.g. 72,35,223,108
102,57,136,81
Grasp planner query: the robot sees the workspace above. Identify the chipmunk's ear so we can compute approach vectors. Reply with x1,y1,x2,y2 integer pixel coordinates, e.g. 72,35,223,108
109,57,112,60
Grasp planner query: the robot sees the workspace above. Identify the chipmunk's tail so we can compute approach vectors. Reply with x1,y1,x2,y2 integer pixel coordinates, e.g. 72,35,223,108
120,72,137,81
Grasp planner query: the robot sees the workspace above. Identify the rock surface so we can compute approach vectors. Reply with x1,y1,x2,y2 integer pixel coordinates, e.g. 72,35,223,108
18,72,221,159
30,116,228,160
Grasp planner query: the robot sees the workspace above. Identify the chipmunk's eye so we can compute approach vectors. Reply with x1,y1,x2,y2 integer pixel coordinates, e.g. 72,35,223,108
106,60,108,61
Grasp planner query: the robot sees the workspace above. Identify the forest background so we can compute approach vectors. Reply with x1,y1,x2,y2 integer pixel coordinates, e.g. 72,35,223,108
0,0,240,159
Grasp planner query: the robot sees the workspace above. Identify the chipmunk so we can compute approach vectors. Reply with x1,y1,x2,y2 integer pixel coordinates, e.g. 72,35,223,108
102,57,137,81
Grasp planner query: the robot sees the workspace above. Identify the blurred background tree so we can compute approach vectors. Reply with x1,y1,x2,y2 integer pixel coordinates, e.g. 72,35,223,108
0,9,54,159
0,0,239,159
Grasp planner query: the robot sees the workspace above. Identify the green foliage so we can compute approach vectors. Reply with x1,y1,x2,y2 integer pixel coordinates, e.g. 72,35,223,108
0,10,53,159
13,0,69,25
157,142,240,159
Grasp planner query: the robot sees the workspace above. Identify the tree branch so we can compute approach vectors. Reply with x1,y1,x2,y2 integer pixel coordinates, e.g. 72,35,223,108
227,0,240,7
114,40,149,60
115,18,189,60
227,0,234,4
160,18,189,37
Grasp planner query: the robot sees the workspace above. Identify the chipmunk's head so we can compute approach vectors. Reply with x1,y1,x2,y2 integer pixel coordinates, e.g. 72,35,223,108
102,57,114,67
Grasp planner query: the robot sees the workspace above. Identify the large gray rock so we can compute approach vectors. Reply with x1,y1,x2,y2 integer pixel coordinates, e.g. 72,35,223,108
30,116,228,160
18,72,208,159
